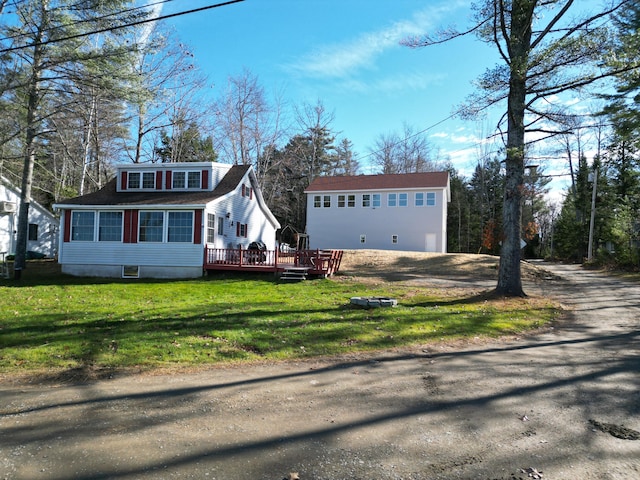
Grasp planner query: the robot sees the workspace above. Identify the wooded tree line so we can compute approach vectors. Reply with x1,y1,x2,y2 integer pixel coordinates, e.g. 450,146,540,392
1,1,639,281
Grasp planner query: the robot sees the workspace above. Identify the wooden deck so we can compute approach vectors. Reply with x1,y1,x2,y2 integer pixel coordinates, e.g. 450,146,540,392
203,248,343,277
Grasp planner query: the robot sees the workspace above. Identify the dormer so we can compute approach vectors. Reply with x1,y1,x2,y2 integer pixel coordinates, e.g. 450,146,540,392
116,162,233,193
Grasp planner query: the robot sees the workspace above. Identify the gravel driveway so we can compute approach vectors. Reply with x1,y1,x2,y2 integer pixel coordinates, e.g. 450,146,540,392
1,262,639,480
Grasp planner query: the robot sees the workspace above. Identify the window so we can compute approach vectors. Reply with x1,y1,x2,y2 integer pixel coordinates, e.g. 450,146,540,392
128,172,140,189
323,195,331,208
360,234,366,244
242,184,252,198
168,212,193,243
142,172,155,189
173,171,186,189
237,223,248,238
98,212,123,242
207,213,216,243
314,195,321,208
426,192,436,206
338,195,345,208
362,194,371,207
392,235,398,244
388,193,397,207
139,211,163,242
28,224,38,241
347,194,355,207
415,192,424,206
372,194,381,208
187,171,201,189
71,211,95,241
399,193,408,207
217,217,224,235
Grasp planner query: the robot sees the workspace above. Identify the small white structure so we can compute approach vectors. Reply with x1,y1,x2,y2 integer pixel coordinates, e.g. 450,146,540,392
54,162,280,278
305,172,450,252
0,176,59,258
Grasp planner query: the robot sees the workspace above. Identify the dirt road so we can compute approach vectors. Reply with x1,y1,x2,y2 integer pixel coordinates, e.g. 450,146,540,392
1,263,639,479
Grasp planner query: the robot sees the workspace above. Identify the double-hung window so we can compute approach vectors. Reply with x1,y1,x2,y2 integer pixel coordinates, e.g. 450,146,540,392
71,211,95,241
426,192,436,206
323,195,331,208
127,172,140,189
347,194,355,207
362,194,371,207
99,212,123,241
338,195,346,208
388,193,397,207
399,193,408,207
372,194,381,207
207,213,216,243
415,192,424,206
187,171,201,189
168,212,193,243
314,195,321,208
139,211,164,242
172,171,186,189
142,172,155,189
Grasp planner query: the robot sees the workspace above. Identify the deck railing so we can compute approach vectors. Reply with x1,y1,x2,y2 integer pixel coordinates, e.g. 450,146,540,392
204,247,343,276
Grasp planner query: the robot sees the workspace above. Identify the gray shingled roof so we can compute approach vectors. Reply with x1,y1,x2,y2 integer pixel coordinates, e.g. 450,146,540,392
56,164,250,206
305,171,449,192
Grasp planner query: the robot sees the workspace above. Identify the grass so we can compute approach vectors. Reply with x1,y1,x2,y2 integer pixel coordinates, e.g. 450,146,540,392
0,263,561,376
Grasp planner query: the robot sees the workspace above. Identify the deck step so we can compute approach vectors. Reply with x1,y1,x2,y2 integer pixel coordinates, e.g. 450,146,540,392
279,267,309,281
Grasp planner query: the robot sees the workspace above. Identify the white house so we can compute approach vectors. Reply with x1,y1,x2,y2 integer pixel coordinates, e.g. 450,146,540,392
305,171,450,252
54,162,281,278
0,175,59,259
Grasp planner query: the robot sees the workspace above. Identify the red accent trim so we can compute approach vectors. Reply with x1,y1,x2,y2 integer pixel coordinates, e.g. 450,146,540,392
63,210,71,242
250,188,253,200
156,171,163,190
124,210,138,243
236,222,240,237
194,210,202,244
121,171,127,190
201,169,209,189
244,223,248,238
241,184,245,197
165,171,172,190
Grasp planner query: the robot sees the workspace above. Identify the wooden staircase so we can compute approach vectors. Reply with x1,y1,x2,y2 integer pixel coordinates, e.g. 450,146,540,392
278,266,309,281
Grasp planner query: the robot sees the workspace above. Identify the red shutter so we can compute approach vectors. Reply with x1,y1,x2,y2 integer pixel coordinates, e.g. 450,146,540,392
201,169,209,189
193,210,202,244
63,210,71,242
250,188,253,200
124,210,138,244
244,223,248,238
121,171,127,190
236,222,240,237
156,171,163,190
165,171,172,190
241,184,245,197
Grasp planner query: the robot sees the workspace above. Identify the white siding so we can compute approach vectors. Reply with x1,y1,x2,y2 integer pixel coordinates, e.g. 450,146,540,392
0,182,59,257
306,188,448,253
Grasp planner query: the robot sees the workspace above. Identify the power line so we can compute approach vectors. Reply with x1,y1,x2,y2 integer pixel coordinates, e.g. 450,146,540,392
0,0,245,55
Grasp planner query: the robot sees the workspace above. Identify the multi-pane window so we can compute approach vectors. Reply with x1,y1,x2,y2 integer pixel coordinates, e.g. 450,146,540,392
338,195,345,207
168,212,193,243
399,193,408,207
128,172,140,189
392,234,398,244
314,195,321,208
99,212,123,241
217,217,224,235
71,212,95,241
426,192,436,206
372,194,381,207
207,213,216,243
323,195,331,208
242,184,252,198
347,194,355,207
360,234,366,244
142,172,155,189
415,192,424,206
238,223,248,237
388,193,397,207
172,171,186,189
187,171,201,189
139,211,164,242
362,194,371,207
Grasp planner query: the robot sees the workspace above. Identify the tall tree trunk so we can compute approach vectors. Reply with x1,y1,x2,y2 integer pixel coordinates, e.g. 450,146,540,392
496,0,534,297
14,24,44,278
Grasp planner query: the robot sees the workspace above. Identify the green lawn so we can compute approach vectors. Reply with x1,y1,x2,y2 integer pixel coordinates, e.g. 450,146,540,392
0,267,560,375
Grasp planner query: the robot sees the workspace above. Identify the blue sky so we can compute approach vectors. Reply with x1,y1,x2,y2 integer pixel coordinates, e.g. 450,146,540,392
160,0,598,200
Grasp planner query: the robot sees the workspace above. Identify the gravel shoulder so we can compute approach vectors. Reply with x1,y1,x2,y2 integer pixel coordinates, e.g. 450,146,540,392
1,259,639,480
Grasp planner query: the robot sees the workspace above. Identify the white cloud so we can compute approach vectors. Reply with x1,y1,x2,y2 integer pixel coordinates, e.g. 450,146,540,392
286,3,465,79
